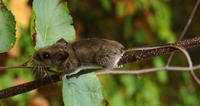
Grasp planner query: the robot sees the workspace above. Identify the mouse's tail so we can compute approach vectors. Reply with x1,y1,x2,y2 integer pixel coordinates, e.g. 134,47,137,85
124,45,169,52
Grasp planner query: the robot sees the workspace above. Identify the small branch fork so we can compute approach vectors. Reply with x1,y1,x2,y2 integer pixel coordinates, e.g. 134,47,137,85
166,0,200,66
0,37,200,99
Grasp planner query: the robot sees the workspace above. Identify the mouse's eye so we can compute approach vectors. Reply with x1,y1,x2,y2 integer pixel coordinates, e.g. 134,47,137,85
42,52,50,59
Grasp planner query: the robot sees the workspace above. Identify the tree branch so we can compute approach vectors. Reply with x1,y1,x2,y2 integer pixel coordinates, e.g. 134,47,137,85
0,37,200,99
118,37,200,65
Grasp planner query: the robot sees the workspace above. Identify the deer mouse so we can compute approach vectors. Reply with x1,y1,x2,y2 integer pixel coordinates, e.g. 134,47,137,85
33,38,168,76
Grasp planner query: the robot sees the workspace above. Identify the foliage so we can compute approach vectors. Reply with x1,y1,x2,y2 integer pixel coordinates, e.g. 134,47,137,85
0,0,16,53
63,73,103,106
32,0,75,49
0,0,200,106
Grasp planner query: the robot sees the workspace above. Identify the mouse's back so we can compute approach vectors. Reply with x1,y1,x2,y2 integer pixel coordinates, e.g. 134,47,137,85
70,38,124,68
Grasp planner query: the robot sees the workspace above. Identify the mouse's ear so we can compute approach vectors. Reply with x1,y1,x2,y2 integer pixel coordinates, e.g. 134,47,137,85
56,51,69,61
56,38,68,45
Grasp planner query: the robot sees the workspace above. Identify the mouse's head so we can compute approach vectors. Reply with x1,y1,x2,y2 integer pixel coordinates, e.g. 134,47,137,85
33,38,69,69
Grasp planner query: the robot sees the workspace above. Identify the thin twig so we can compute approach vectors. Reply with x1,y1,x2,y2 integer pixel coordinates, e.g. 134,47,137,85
0,66,33,70
178,0,200,41
0,66,57,74
166,0,200,66
165,45,200,84
21,58,33,66
96,65,200,75
0,58,33,71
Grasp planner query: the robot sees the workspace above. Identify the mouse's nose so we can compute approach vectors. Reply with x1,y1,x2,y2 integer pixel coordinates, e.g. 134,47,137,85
33,53,41,61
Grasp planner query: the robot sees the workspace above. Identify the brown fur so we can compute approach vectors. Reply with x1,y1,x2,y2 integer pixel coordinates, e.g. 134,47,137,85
33,38,124,74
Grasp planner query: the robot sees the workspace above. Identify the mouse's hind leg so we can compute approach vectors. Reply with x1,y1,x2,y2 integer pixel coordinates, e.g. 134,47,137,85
95,50,122,69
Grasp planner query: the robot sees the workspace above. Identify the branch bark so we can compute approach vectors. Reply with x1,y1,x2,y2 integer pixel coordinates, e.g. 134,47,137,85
118,37,200,65
0,37,200,99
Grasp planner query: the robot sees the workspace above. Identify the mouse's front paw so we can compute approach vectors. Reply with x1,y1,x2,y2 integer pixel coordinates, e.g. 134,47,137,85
60,74,72,80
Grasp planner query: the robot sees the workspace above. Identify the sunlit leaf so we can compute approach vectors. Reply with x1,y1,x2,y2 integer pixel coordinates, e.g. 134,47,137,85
0,0,16,53
63,73,104,106
32,0,75,49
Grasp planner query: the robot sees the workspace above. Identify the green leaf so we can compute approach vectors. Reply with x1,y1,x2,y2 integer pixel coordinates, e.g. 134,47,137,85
63,73,104,106
0,1,16,53
33,0,75,49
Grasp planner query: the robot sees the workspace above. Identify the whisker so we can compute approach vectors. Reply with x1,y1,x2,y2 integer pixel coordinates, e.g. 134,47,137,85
31,60,58,79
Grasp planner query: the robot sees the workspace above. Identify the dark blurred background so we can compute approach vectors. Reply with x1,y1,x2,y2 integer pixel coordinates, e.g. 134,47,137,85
0,0,200,106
